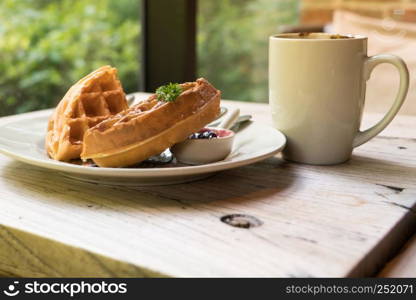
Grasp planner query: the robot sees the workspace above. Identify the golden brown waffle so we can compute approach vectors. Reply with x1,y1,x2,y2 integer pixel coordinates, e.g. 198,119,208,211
46,66,129,161
81,78,221,167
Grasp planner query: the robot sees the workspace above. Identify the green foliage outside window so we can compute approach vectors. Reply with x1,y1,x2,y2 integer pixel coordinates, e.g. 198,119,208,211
198,0,299,102
0,0,140,116
0,0,298,116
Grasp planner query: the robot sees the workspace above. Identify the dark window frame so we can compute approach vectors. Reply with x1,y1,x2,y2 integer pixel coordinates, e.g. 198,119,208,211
141,0,197,92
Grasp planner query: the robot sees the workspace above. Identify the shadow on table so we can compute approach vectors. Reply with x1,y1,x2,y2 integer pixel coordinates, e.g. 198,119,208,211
347,154,416,188
1,157,297,212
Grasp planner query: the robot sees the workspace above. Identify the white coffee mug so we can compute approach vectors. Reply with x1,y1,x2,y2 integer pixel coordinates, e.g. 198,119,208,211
269,33,409,165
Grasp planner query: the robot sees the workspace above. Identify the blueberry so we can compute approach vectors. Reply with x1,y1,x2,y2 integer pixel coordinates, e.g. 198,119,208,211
201,131,211,139
199,131,217,139
189,130,217,140
207,132,217,139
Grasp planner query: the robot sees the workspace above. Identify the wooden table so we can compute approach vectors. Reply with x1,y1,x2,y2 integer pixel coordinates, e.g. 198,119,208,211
0,98,415,277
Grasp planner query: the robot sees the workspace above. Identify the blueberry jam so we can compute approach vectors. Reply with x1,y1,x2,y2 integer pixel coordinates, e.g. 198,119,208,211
189,128,231,140
189,130,217,139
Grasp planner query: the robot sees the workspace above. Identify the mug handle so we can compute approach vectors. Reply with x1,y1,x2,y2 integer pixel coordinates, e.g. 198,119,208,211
353,54,409,147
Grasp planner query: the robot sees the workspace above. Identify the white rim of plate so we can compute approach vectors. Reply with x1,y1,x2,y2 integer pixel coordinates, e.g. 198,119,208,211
0,109,286,177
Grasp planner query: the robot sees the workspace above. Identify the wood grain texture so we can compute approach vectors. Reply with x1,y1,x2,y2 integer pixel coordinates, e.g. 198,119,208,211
0,226,164,277
378,234,416,277
0,100,415,277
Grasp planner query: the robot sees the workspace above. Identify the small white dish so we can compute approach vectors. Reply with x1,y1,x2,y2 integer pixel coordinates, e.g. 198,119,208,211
171,128,235,165
0,108,286,186
171,108,239,164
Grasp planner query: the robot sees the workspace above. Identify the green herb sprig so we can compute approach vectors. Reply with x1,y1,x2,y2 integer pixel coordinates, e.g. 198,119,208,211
156,83,182,102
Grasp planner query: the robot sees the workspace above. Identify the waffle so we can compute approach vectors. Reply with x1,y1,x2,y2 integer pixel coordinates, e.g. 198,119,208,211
46,66,128,161
81,78,221,167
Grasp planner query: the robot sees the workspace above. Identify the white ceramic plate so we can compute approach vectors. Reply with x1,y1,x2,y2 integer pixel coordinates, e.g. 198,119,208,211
0,108,286,186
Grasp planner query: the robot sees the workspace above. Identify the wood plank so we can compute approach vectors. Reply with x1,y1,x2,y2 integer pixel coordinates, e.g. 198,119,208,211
378,234,416,277
0,103,415,277
0,225,163,277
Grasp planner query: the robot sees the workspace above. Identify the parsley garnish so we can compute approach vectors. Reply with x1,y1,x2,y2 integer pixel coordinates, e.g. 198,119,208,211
156,83,182,102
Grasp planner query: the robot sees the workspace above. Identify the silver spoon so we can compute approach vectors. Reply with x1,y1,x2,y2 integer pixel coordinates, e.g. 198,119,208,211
210,114,252,129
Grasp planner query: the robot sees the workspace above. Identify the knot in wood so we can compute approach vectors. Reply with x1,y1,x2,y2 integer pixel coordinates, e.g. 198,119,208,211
220,214,262,229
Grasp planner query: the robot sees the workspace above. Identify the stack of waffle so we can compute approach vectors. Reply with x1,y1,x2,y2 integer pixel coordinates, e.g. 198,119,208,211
46,67,221,167
46,66,128,161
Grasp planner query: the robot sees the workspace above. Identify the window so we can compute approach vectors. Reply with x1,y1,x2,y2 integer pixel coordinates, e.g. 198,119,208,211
0,0,140,116
198,0,299,102
5,0,413,116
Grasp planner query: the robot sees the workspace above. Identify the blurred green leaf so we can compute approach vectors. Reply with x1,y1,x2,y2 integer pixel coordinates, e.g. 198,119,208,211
0,0,140,116
0,0,299,116
198,0,299,102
